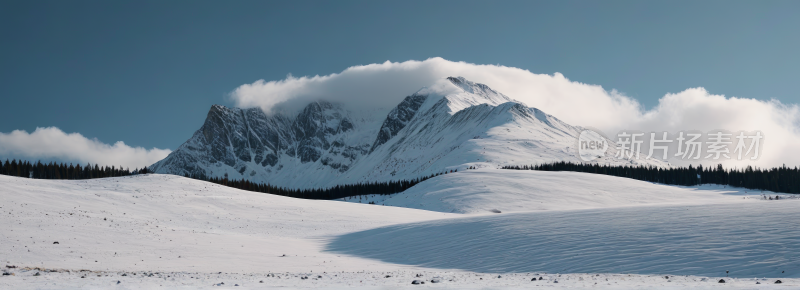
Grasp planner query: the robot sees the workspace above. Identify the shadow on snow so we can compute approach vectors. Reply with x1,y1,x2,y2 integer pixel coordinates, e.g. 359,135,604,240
326,201,800,277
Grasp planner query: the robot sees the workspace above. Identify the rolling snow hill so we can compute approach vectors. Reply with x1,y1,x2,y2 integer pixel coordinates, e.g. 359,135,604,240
150,77,660,189
0,174,453,274
3,170,799,289
340,169,761,214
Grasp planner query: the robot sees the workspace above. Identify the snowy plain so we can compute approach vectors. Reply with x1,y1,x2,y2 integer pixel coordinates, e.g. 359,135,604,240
2,170,799,289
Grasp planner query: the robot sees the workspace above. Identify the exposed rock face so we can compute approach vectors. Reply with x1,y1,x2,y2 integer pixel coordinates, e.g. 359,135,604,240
371,94,427,152
291,101,353,163
151,76,658,189
201,105,293,168
151,100,362,179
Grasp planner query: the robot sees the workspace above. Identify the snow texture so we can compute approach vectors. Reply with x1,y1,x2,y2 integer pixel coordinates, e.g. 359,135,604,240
2,170,799,289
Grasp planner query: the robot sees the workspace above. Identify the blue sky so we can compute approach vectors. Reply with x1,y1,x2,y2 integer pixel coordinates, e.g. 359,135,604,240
1,0,798,166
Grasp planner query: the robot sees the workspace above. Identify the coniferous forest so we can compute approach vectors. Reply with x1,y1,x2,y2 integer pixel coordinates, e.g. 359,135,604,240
197,174,436,200
175,169,455,200
0,158,455,200
502,162,800,194
6,157,798,200
0,159,143,179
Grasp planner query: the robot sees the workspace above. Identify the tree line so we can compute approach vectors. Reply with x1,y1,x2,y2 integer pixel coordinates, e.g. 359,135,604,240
502,162,800,194
199,175,433,200
0,159,148,179
183,169,458,200
1,157,459,200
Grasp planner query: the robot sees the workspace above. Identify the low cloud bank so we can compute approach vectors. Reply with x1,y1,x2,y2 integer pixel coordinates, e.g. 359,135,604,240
230,57,800,168
0,127,171,169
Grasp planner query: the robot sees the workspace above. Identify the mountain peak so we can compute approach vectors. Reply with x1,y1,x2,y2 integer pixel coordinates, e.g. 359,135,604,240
446,76,503,96
412,77,515,115
152,78,662,189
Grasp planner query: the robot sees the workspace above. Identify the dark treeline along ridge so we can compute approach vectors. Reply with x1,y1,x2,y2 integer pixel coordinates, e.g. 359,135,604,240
0,159,143,179
4,157,796,197
181,170,456,200
501,161,800,194
0,158,458,200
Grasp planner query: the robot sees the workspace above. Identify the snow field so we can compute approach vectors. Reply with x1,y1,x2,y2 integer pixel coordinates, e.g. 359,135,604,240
341,169,767,213
2,268,796,289
0,174,453,274
328,201,800,277
2,170,799,289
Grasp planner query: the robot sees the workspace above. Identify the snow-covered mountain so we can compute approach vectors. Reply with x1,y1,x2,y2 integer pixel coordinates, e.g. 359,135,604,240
150,77,656,188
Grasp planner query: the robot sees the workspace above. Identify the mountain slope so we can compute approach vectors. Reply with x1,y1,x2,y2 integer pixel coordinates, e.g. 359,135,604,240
151,77,657,188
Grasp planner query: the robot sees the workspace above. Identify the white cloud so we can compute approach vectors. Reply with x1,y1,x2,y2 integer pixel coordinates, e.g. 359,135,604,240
230,58,643,130
629,88,800,168
230,57,800,168
0,127,171,169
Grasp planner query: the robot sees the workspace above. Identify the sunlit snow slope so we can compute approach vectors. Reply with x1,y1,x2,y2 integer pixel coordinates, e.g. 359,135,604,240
0,174,453,273
341,169,761,214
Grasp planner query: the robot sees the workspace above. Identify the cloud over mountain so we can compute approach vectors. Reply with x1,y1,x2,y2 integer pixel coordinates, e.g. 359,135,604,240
229,57,642,132
230,57,800,168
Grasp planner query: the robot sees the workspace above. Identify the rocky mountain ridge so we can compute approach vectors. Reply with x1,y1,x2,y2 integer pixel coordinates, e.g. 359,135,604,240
150,77,654,188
